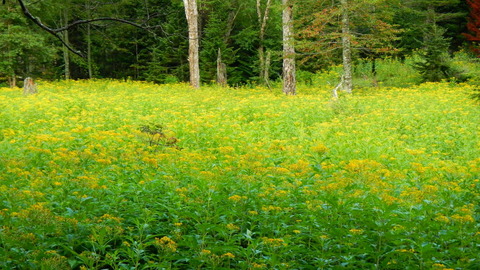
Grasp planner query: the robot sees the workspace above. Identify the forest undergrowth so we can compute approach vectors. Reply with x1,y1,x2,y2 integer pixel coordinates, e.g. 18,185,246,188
0,80,479,269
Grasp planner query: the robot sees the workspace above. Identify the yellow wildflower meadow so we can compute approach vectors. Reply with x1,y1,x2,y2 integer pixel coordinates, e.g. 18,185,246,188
0,80,479,269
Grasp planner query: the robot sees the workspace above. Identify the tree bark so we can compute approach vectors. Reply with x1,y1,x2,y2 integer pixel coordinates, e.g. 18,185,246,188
86,0,93,79
282,0,296,95
216,48,227,86
8,76,16,88
62,9,71,80
86,23,93,78
257,0,272,86
6,16,15,88
183,0,200,88
341,0,352,93
264,50,271,88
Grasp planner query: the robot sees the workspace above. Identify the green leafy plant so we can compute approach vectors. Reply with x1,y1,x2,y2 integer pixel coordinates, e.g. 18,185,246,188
139,123,179,149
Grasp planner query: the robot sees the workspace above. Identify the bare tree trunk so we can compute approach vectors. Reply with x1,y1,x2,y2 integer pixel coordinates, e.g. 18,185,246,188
8,75,16,88
282,0,296,95
86,2,93,79
183,0,200,88
257,0,272,86
62,9,71,80
6,20,15,88
216,48,227,86
215,7,239,88
341,0,352,93
264,50,271,88
86,23,93,79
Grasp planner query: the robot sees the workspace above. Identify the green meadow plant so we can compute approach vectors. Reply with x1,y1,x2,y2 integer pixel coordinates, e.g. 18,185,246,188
0,80,479,269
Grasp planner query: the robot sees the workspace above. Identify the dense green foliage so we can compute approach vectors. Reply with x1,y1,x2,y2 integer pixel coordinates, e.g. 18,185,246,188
1,80,479,269
0,0,477,86
0,4,56,85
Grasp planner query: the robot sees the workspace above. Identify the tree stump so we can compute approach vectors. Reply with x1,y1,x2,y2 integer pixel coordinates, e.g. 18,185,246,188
23,77,37,96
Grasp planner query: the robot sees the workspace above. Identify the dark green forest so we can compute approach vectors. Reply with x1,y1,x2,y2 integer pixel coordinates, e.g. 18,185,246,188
1,0,479,88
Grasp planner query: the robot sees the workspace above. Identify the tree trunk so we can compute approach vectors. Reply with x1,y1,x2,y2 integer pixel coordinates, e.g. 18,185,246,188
6,21,15,88
371,57,376,76
257,0,272,86
264,50,271,88
62,9,71,80
86,23,93,79
8,75,16,88
183,0,200,88
85,0,94,79
216,48,227,86
341,0,352,93
282,0,296,95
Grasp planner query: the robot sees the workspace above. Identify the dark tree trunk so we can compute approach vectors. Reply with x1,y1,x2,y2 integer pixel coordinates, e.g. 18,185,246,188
216,48,227,86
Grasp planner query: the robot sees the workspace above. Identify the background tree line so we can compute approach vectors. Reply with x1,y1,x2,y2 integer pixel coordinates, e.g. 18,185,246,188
0,0,478,89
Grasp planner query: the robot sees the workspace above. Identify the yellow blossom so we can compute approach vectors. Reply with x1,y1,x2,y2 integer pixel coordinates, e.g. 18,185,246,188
228,195,246,202
226,223,240,231
201,249,212,255
221,252,235,258
311,144,328,154
154,236,177,252
349,228,364,235
435,215,450,223
262,237,287,247
450,214,474,223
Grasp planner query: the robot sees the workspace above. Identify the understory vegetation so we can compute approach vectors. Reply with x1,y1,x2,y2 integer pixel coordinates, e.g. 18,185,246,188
0,79,479,269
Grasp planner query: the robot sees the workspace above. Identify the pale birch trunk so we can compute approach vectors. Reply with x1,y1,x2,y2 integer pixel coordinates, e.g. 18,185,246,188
257,0,272,86
341,0,352,93
183,0,200,88
282,0,296,95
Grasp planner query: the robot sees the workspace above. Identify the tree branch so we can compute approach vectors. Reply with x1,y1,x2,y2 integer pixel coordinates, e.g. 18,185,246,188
17,0,84,57
16,0,154,58
53,17,147,33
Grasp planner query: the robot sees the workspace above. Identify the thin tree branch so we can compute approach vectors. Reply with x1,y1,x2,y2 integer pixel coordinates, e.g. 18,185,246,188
54,17,147,33
16,0,156,58
17,0,85,57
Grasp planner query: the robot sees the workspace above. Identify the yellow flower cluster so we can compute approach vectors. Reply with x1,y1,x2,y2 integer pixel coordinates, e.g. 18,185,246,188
154,236,177,252
262,237,288,247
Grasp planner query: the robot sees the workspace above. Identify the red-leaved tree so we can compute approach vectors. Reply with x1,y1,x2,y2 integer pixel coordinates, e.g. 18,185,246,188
464,0,480,56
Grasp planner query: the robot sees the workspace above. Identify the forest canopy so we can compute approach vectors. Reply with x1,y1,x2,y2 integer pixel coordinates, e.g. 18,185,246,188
0,0,478,88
